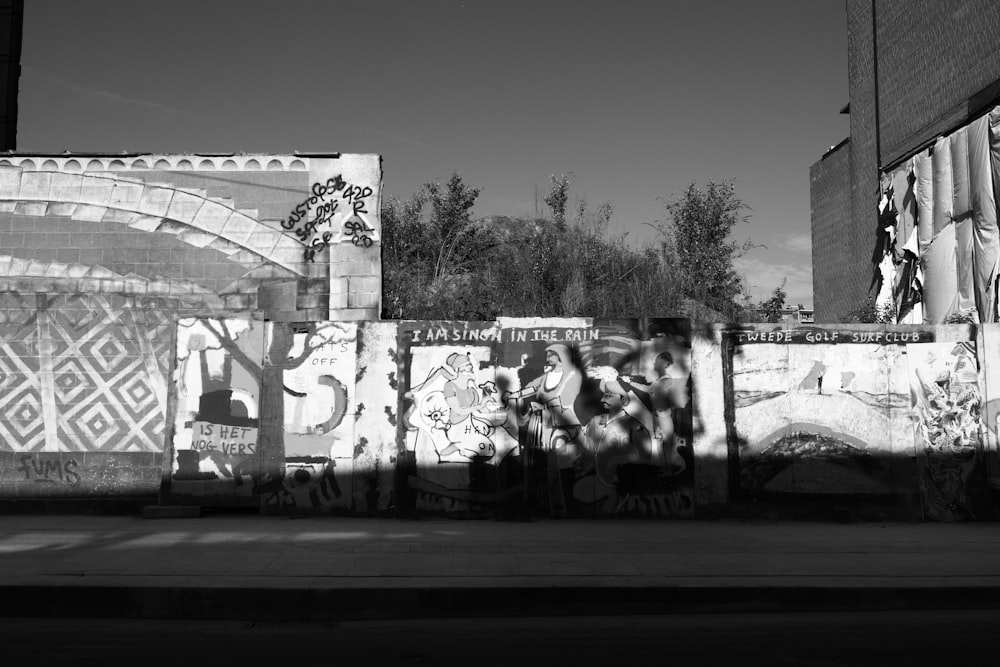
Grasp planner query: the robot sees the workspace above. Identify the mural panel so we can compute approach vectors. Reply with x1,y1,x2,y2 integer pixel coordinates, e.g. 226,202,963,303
398,321,515,516
908,340,987,520
981,324,1000,503
351,321,398,514
260,321,357,512
494,317,693,518
725,325,988,520
0,293,169,498
733,342,905,495
167,317,265,507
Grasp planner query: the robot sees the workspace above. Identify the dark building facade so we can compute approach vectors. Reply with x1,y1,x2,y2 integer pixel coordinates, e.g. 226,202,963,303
0,0,22,151
811,0,1000,322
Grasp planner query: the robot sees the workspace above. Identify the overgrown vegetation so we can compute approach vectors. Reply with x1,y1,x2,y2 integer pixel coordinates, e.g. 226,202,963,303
381,173,772,321
761,280,788,323
840,295,896,323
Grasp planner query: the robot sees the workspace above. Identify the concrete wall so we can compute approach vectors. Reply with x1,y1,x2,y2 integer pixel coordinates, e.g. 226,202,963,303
164,317,695,519
159,318,1000,521
694,322,992,521
0,154,381,502
5,308,999,521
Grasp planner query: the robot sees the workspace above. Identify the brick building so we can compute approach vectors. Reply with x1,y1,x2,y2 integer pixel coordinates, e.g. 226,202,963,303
810,0,1000,322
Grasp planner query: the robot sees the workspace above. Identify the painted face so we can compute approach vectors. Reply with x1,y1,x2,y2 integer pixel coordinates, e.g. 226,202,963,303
545,350,559,370
601,390,626,413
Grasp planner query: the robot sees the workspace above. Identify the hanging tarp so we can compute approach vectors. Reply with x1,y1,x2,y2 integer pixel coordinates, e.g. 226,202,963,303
969,112,999,323
932,136,954,235
951,128,977,317
921,138,959,323
892,159,916,257
874,185,898,316
898,230,923,323
888,162,920,321
914,149,935,257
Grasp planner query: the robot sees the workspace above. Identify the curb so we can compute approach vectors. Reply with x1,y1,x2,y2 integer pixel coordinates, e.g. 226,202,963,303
5,585,1000,620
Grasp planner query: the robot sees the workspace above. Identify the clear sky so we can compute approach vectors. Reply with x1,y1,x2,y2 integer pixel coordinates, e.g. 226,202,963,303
17,0,849,309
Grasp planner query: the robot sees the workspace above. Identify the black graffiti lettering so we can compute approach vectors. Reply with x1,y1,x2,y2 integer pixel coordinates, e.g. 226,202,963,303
16,454,82,486
281,176,373,261
341,184,367,205
314,200,340,224
43,459,62,480
281,202,310,230
63,459,81,486
305,232,334,263
345,218,374,234
344,218,374,248
16,454,31,480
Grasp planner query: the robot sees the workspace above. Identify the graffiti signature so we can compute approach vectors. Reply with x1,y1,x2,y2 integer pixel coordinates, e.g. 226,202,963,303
284,177,375,262
17,454,81,486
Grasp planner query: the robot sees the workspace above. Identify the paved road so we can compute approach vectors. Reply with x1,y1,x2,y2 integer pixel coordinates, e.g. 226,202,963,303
2,611,997,665
3,515,1000,619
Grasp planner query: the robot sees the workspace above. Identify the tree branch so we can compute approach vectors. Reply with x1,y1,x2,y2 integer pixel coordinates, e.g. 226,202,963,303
204,319,262,377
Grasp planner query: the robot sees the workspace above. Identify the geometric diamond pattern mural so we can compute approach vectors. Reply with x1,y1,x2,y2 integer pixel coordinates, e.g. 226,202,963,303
51,295,172,452
0,294,172,453
0,294,43,452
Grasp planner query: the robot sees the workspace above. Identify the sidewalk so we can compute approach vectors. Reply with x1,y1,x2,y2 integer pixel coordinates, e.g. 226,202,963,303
2,514,1000,620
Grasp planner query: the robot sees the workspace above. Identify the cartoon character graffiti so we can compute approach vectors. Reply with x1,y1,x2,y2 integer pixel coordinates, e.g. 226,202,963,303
502,343,583,457
650,350,689,477
575,367,661,511
911,342,984,520
499,343,585,515
405,351,511,463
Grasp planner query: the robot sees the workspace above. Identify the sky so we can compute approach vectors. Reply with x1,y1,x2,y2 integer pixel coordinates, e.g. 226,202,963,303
17,0,850,309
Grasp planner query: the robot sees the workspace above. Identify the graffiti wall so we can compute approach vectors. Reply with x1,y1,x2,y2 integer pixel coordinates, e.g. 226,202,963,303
161,317,694,517
0,154,382,500
979,325,1000,509
11,308,1000,522
167,317,264,506
264,321,357,512
0,292,172,499
721,324,990,520
394,318,693,518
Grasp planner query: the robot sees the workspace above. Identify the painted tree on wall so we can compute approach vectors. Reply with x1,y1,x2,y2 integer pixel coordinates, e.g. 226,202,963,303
203,320,350,480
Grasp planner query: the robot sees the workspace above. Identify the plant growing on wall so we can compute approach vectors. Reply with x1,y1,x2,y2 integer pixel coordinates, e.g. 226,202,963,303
840,294,897,323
